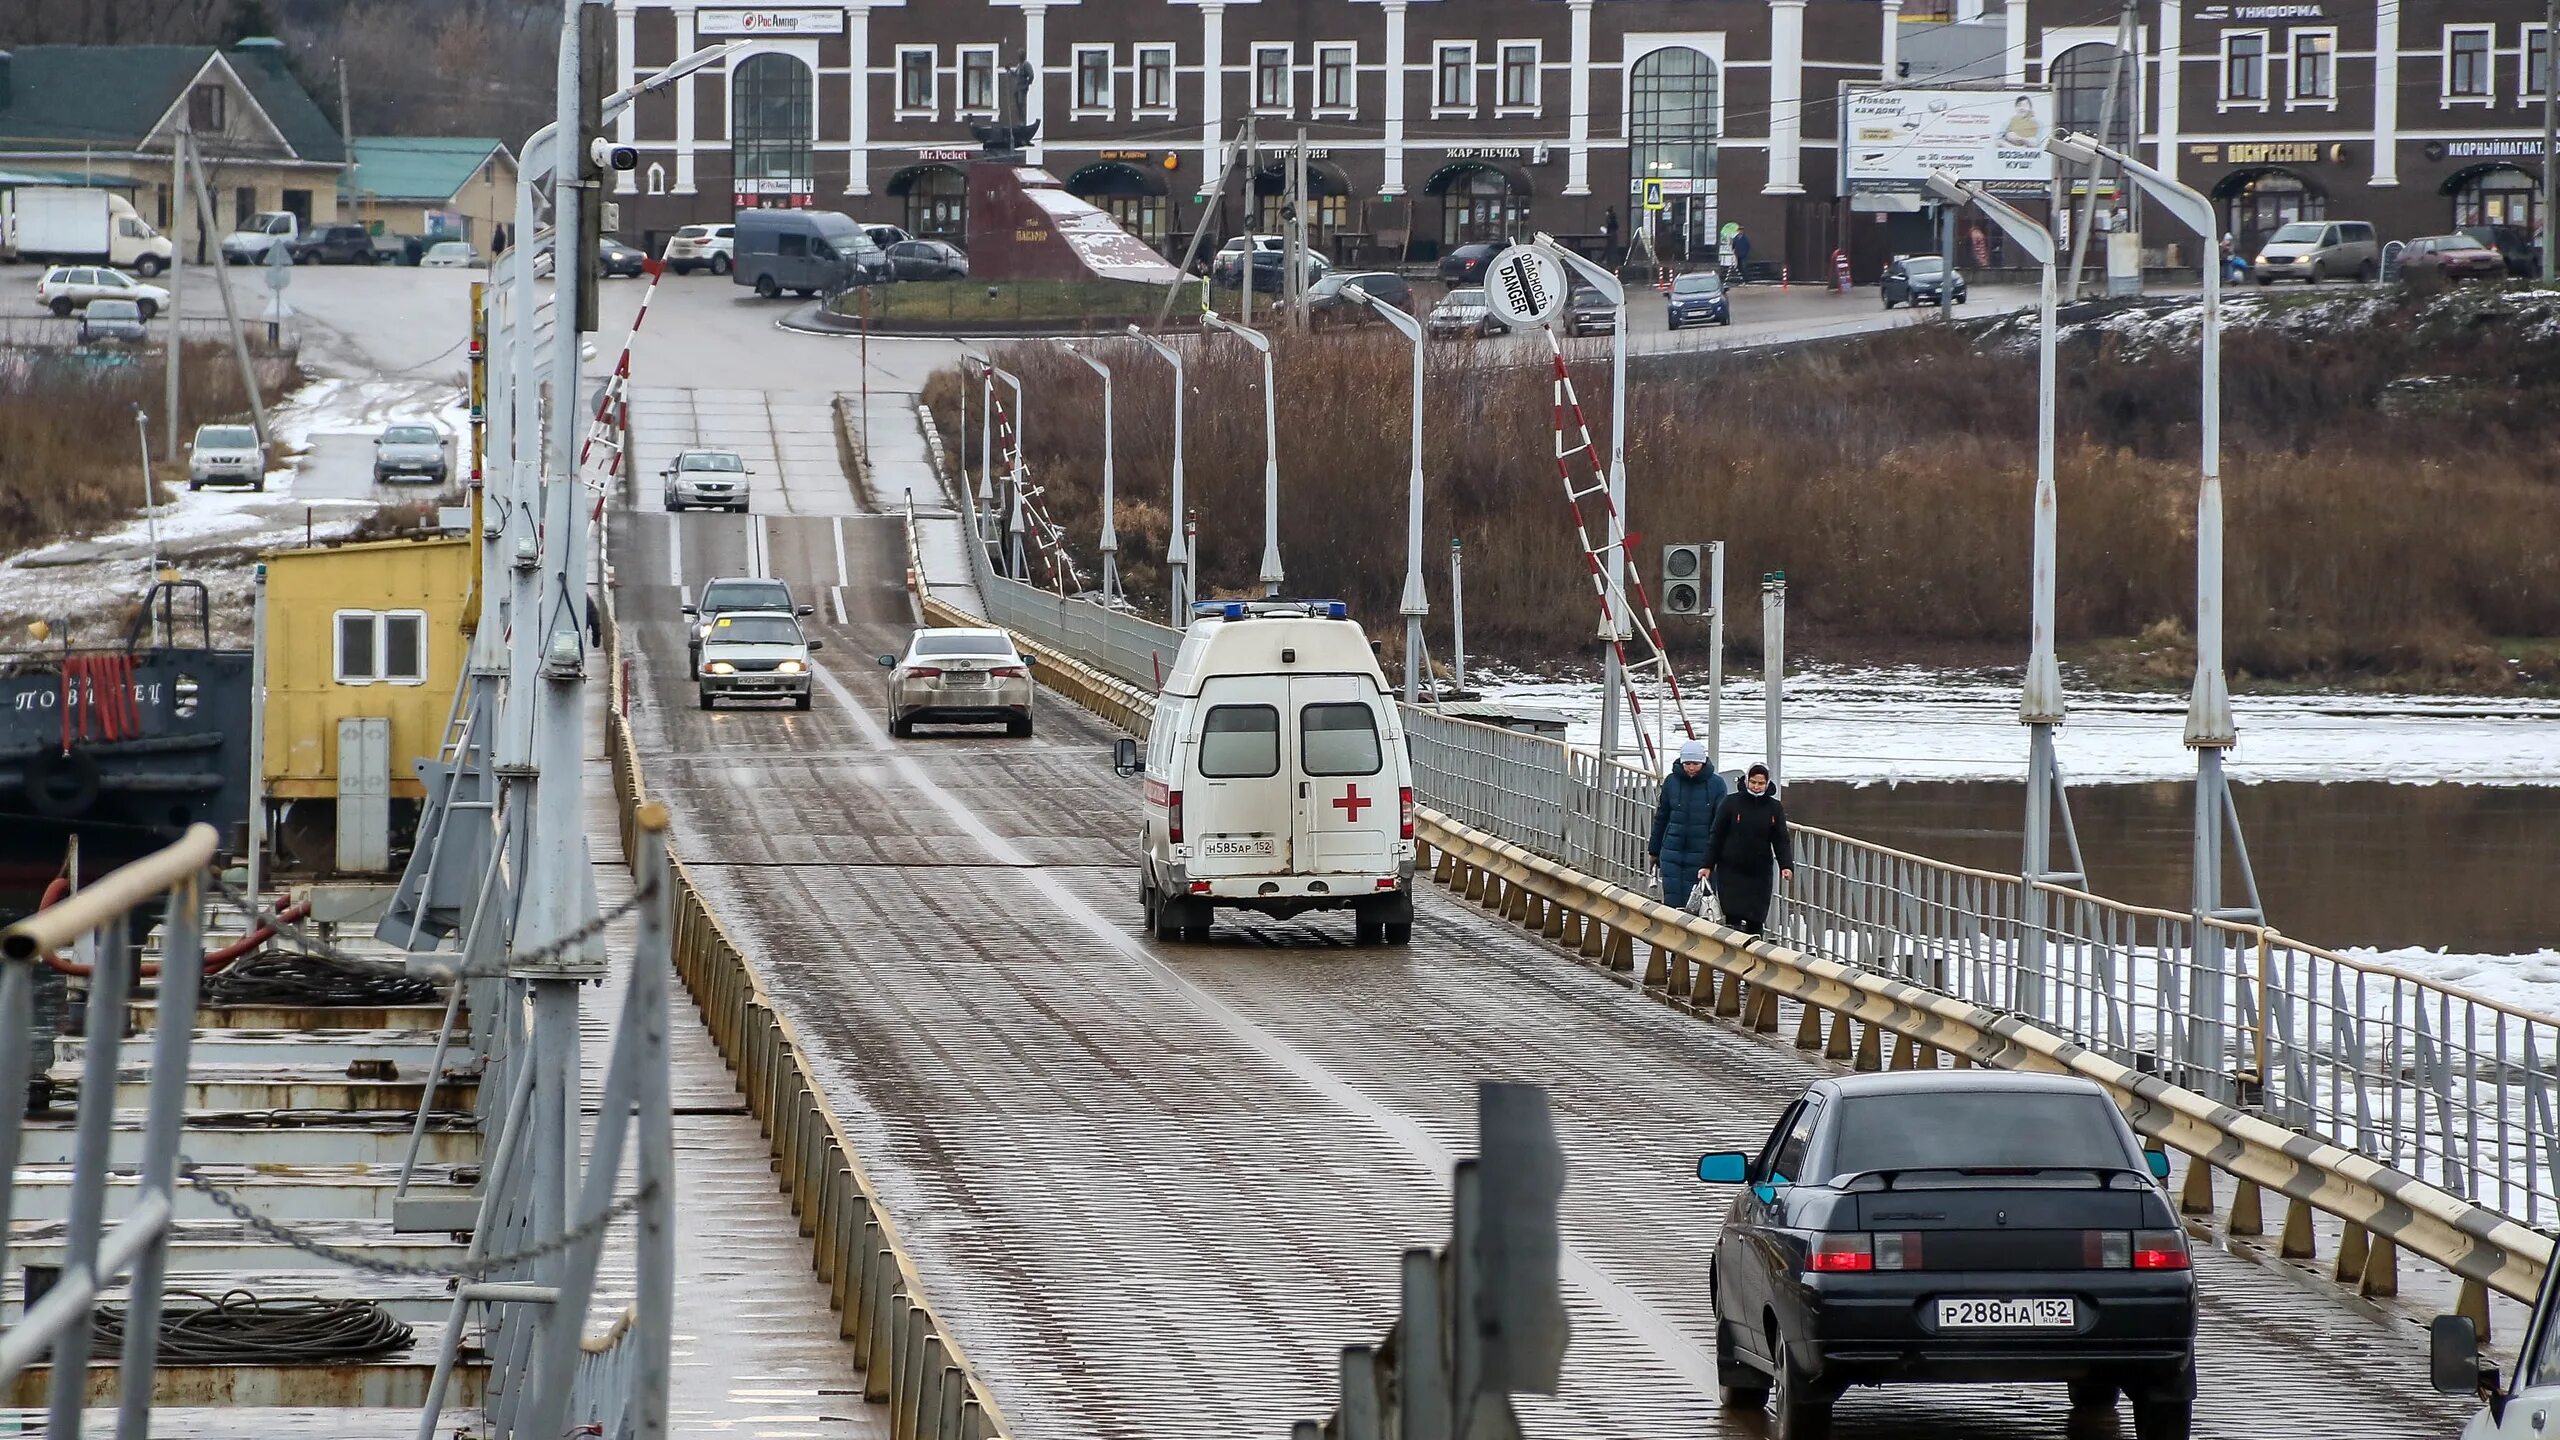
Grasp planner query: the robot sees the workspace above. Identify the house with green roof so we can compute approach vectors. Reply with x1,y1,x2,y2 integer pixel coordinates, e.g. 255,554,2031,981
349,138,516,249
0,39,346,262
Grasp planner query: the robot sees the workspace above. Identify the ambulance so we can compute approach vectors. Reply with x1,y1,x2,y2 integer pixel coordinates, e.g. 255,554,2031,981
1121,600,1417,944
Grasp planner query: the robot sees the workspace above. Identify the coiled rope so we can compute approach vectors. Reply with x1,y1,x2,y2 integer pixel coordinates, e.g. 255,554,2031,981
91,1288,415,1364
200,950,441,1008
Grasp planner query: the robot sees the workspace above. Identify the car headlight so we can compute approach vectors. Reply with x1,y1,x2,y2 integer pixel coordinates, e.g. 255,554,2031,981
776,659,805,674
706,661,736,675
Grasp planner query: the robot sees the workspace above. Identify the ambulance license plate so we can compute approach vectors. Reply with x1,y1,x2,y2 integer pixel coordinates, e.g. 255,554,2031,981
1200,836,1275,859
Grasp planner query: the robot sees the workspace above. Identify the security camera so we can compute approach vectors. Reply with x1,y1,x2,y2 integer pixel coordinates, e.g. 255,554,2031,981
589,137,639,172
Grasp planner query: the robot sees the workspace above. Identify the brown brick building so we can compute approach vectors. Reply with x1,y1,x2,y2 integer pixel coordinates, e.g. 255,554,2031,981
605,0,2558,278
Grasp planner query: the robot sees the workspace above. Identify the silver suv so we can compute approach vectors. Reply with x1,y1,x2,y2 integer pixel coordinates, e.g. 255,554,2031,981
187,423,266,492
2251,220,2379,285
697,609,819,711
661,449,750,512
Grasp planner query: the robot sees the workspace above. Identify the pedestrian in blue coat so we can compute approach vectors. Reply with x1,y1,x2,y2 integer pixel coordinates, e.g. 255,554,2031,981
1646,739,1727,909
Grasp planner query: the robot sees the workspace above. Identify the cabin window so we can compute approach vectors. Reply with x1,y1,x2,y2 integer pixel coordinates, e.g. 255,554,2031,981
336,609,429,686
1198,704,1280,778
1300,703,1382,776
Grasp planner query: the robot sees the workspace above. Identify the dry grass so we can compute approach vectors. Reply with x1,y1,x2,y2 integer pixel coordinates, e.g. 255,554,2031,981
923,299,2560,686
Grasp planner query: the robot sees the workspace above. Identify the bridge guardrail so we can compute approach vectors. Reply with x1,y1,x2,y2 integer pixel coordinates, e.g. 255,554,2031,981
911,507,2553,1322
602,597,1015,1440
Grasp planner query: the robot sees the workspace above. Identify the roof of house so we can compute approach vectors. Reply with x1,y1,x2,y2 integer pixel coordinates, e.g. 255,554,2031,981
0,43,344,165
349,137,511,203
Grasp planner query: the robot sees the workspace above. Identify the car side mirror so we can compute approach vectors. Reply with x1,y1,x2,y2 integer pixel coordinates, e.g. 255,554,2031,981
1020,653,1035,667
796,605,813,616
2145,1151,2172,1181
2431,1315,2502,1410
805,639,823,651
1697,1152,1750,1185
877,654,896,668
680,605,696,617
1112,737,1141,777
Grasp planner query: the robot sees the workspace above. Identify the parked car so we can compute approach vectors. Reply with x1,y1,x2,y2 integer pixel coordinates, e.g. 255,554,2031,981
219,210,297,265
599,237,648,277
77,298,148,345
880,626,1034,738
860,222,914,251
1212,244,1328,294
1666,269,1732,329
1881,255,1968,309
1700,1072,2194,1440
666,223,735,275
884,239,968,281
288,223,378,265
696,609,819,711
2398,232,2508,283
187,423,266,492
35,265,168,318
370,232,428,265
1438,241,1503,286
1426,287,1498,339
1304,270,1412,326
683,576,811,671
2459,223,2540,277
420,241,478,269
372,423,449,484
2251,220,2379,284
1563,285,1619,337
661,448,752,512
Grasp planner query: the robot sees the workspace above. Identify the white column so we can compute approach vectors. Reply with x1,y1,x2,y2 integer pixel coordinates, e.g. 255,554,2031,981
2371,0,2400,186
1201,3,1227,180
1956,0,1986,22
1566,0,1594,195
615,0,639,194
673,5,699,193
1382,0,1408,195
2004,0,2029,85
1879,0,1902,84
1023,3,1049,167
1766,0,1806,194
2155,0,2182,173
847,5,871,194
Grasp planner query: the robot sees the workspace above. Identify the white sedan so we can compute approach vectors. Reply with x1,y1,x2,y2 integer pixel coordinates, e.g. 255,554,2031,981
420,241,479,269
36,265,170,318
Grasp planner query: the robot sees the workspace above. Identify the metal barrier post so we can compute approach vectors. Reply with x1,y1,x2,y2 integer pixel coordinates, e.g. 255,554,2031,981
113,872,206,1440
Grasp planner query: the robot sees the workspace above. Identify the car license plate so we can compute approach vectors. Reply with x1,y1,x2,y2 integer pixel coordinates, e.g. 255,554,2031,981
944,671,985,686
1200,836,1275,858
1937,1298,2076,1330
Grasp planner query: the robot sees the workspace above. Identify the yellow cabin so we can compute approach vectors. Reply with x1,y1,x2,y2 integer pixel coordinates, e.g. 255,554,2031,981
260,537,473,871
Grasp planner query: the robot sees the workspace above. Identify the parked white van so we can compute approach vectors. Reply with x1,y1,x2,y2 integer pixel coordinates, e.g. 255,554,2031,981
1119,600,1416,945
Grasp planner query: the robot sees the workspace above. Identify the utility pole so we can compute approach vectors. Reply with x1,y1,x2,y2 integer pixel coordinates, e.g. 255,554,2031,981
1241,115,1257,330
1289,129,1310,330
336,57,356,218
2546,0,2557,282
2064,0,2140,300
165,126,184,457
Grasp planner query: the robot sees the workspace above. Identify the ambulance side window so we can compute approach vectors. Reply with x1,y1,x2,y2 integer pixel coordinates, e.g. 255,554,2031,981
1148,701,1187,775
1198,705,1280,778
1300,703,1382,776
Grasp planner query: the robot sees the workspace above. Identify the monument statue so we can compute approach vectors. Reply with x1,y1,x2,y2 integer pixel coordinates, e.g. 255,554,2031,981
970,58,1041,159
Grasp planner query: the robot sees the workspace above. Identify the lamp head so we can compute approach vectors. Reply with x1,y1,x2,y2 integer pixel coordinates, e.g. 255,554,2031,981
1923,172,1972,208
2045,131,2105,168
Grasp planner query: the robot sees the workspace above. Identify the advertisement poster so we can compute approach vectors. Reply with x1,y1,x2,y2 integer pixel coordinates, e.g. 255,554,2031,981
1844,89,2057,198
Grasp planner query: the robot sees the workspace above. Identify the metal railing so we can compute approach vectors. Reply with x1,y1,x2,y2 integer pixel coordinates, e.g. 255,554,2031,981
0,823,216,1438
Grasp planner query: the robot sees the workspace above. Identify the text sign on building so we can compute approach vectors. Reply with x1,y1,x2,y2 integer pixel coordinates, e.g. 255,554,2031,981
1844,89,2056,198
1484,244,1569,331
697,9,845,35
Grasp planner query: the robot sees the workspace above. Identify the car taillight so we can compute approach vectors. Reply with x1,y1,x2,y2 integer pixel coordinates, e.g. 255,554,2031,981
1168,791,1184,843
1398,786,1414,840
2088,1231,2132,1269
2132,1230,2190,1270
1807,1235,1874,1273
1870,1232,1921,1271
907,666,942,678
990,665,1027,678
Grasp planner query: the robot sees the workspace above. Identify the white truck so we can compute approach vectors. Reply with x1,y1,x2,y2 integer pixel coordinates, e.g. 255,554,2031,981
221,211,300,265
2,188,172,275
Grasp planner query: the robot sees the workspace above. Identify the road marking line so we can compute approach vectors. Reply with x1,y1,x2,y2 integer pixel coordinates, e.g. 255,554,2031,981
831,588,847,626
667,515,683,590
832,515,849,588
752,512,771,578
802,659,1721,1397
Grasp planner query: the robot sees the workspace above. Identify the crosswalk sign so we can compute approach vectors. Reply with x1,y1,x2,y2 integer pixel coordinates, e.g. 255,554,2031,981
1642,178,1666,212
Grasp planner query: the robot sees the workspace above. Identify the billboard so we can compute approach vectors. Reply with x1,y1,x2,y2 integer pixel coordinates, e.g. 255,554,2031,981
1843,89,2057,199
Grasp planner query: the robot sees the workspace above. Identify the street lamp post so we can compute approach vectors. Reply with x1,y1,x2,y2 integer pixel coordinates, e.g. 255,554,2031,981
1059,341,1120,604
1198,311,1285,596
1126,326,1193,624
1346,283,1429,703
1927,171,2077,1017
990,365,1029,581
1533,233,1631,769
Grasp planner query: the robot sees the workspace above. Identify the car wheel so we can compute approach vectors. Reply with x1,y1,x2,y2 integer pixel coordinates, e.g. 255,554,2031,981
135,256,164,278
889,714,911,739
250,476,265,493
49,298,72,317
2130,1371,2195,1440
2360,260,2379,283
794,692,813,711
698,686,715,711
1881,296,1895,310
1151,892,1184,944
754,274,779,298
2255,276,2272,286
1006,713,1033,738
1384,922,1411,945
1719,315,1733,327
710,254,731,275
136,300,157,320
2069,1380,2120,1411
1356,917,1384,944
188,480,203,492
1770,1341,1834,1440
1667,316,1682,331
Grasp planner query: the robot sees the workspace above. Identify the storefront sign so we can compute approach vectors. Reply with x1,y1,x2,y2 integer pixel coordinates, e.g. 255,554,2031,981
698,10,845,35
2188,141,2345,165
916,147,974,162
2191,4,2325,21
2427,138,2548,160
1445,147,1526,161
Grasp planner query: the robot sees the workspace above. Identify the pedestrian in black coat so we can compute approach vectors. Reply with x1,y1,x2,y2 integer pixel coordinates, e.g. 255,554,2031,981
1706,762,1794,935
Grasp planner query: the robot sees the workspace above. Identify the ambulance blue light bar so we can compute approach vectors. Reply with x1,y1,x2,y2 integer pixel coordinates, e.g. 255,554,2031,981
1189,600,1350,621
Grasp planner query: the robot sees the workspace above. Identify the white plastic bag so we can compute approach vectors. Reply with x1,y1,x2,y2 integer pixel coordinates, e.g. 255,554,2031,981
1690,878,1723,924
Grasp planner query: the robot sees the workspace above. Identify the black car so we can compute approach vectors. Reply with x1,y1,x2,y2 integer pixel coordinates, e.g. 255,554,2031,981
1304,270,1412,326
2459,223,2541,278
1666,270,1732,329
1563,285,1619,337
1700,1072,2195,1440
1438,241,1503,286
599,238,648,277
370,232,428,266
289,224,378,265
1214,247,1329,294
1881,256,1968,309
886,239,969,281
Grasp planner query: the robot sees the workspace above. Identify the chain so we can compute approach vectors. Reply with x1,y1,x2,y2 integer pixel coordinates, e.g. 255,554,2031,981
206,874,657,980
174,1158,655,1280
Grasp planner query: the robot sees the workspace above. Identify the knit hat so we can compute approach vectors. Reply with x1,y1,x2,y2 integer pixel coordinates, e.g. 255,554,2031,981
1747,762,1772,780
1678,740,1708,764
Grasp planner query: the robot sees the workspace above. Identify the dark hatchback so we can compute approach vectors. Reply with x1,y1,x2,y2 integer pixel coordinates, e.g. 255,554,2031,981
599,237,649,277
1666,270,1731,328
886,238,969,280
1881,255,1969,308
1701,1072,2195,1440
1438,241,1502,285
1563,285,1619,336
1305,270,1413,326
2461,223,2541,277
289,224,378,265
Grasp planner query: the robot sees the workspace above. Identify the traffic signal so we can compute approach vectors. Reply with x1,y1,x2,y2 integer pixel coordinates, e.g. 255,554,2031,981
1661,544,1704,615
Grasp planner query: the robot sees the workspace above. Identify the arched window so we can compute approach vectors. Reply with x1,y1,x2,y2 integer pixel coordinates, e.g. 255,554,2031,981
1629,47,1718,197
2050,44,2135,152
890,165,968,241
645,163,667,197
1444,168,1524,246
732,53,814,203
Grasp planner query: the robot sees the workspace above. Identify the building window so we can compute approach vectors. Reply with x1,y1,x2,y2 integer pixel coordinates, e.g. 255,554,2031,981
1499,42,1541,112
2453,165,2540,231
2053,44,2135,149
646,162,667,195
1317,43,1356,113
2222,31,2267,102
896,164,968,241
1254,44,1292,112
188,84,225,133
1137,44,1176,114
733,53,816,202
960,46,999,115
335,610,428,686
1628,47,1718,193
2290,30,2335,103
898,47,936,116
1074,45,1113,116
2446,26,2494,100
1441,168,1522,248
1435,42,1476,112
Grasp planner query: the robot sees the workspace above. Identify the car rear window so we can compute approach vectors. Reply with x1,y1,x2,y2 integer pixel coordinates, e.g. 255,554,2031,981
1829,1091,2133,1176
913,632,1011,657
711,615,800,645
701,581,790,610
1446,289,1486,306
1199,705,1280,778
1300,703,1382,776
89,300,140,318
198,426,257,449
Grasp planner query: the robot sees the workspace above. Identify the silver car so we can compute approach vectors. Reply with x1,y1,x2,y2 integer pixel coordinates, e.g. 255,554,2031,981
373,423,448,484
1427,287,1498,340
697,609,819,710
662,449,751,512
683,576,810,670
880,628,1034,738
187,423,265,492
